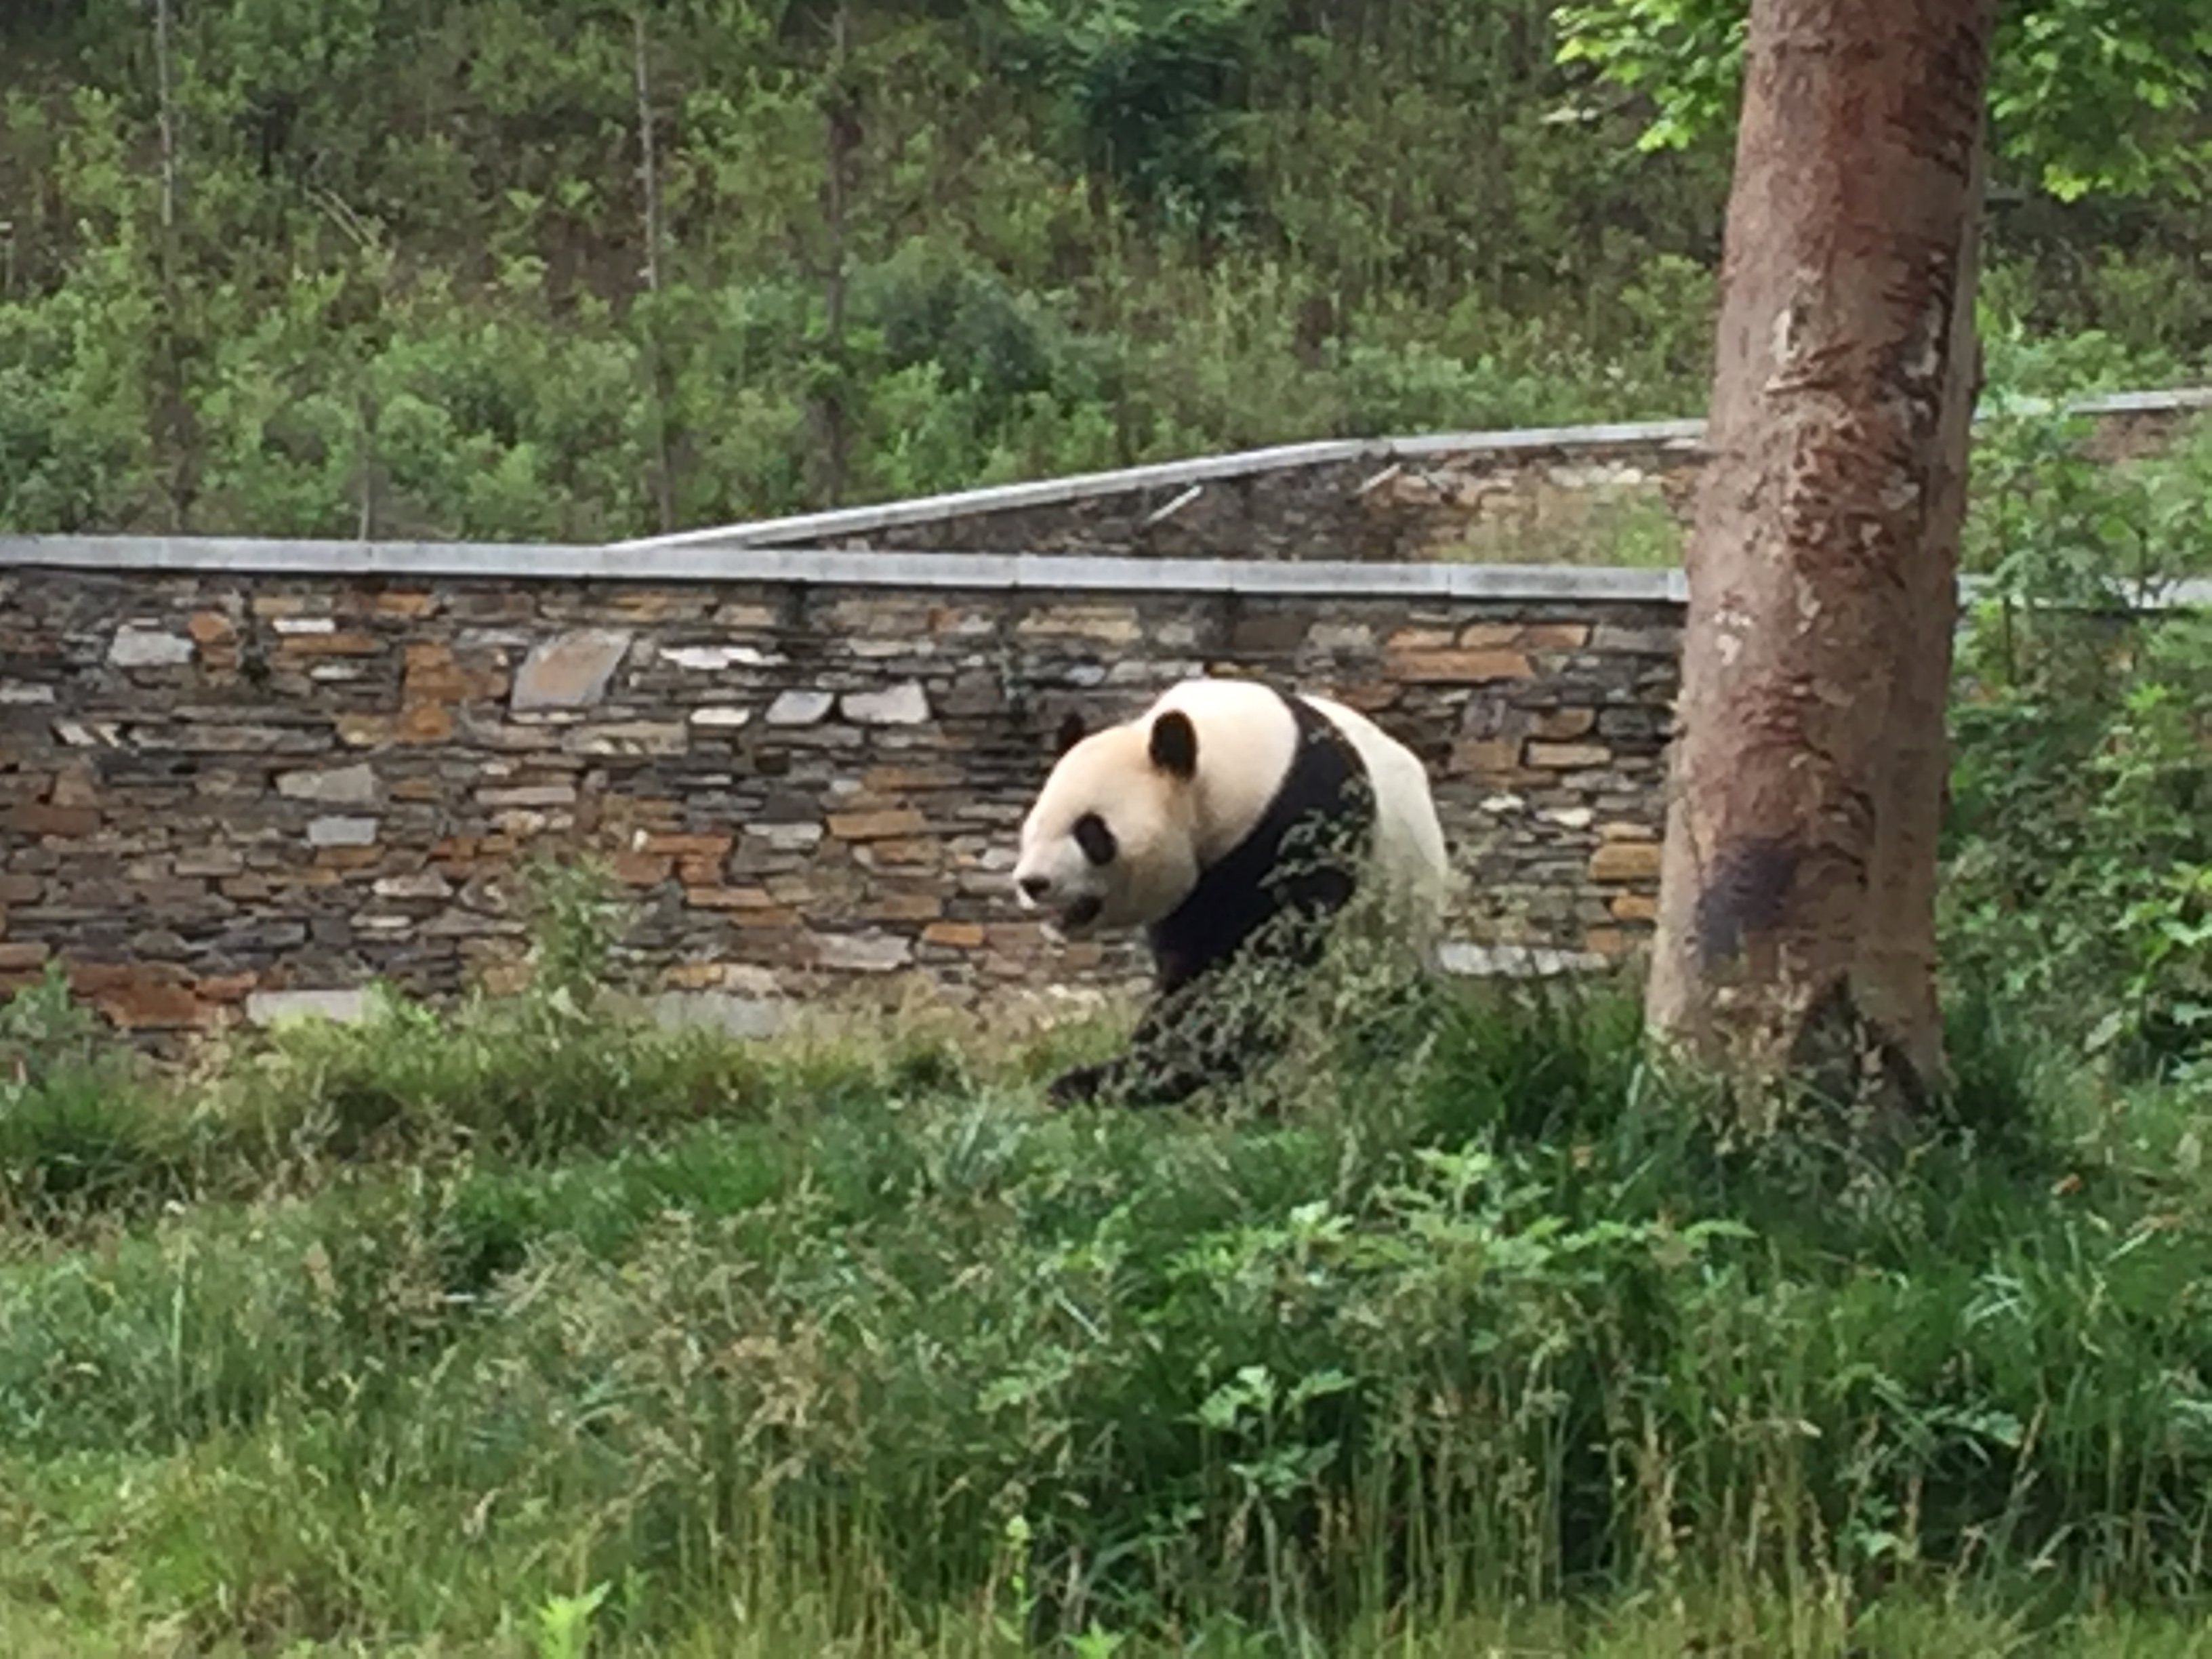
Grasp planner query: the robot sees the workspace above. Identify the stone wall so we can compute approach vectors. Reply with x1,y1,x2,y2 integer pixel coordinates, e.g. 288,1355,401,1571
623,388,2212,565
7,382,2208,1048
2,546,1683,1042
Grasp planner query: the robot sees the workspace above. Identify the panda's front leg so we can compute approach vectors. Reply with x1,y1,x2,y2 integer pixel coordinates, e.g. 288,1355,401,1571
1042,1033,1219,1109
1044,1060,1116,1107
1043,976,1256,1110
1044,1054,1227,1111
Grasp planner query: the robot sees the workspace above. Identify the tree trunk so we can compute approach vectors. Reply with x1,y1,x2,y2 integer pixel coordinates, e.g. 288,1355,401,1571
1645,0,1999,1122
810,0,859,510
150,0,200,533
633,3,678,535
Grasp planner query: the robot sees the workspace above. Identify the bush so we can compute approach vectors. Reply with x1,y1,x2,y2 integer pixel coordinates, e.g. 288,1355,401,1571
0,963,187,1222
1944,384,2212,1084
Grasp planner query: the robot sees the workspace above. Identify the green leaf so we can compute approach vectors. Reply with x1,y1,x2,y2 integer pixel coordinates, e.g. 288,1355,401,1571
1551,0,2212,201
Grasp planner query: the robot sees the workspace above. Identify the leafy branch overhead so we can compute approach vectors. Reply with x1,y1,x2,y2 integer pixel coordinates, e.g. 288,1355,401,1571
1553,0,2212,199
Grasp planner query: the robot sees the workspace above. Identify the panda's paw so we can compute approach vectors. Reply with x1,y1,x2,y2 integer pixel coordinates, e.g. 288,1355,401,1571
1044,1063,1111,1109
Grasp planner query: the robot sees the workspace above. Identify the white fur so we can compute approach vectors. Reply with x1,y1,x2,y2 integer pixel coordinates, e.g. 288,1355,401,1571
1147,677,1299,867
1012,676,1451,965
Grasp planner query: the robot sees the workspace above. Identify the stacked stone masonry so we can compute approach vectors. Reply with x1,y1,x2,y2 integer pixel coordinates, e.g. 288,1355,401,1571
2,565,1679,1042
9,390,2205,1044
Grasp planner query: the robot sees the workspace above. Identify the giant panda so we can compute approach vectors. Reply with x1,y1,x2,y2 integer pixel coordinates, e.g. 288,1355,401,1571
1011,674,1452,1108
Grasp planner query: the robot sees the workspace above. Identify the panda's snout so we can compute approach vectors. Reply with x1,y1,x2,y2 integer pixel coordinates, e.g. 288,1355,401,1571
1017,874,1052,905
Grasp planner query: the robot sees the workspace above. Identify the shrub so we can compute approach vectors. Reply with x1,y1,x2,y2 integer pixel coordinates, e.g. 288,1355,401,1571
1944,386,2212,1084
0,963,184,1223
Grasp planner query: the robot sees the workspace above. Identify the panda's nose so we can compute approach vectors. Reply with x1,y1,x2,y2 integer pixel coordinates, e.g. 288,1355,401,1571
1018,875,1051,902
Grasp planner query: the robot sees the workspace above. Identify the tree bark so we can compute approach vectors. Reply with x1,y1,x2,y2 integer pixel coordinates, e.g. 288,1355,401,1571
1645,0,1999,1120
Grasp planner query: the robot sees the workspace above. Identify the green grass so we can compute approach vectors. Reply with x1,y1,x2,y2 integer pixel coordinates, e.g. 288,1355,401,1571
3,954,2212,1655
1433,483,1690,569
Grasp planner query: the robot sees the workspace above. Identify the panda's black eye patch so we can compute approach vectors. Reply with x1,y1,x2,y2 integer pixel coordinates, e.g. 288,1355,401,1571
1073,812,1117,865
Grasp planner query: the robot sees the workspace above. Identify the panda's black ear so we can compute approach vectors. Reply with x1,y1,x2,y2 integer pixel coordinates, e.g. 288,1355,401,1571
1054,711,1088,757
1148,710,1199,779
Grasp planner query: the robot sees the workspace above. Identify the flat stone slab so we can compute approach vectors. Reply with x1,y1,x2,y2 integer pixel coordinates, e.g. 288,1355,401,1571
108,626,195,668
307,815,380,847
512,629,633,710
246,987,371,1025
1439,941,1609,978
276,763,380,805
649,990,790,1040
842,681,930,725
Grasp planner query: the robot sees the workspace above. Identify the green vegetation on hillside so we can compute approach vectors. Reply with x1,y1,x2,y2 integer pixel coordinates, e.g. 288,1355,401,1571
3,0,2209,543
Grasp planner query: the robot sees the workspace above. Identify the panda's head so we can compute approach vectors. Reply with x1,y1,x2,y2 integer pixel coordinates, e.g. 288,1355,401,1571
1012,704,1205,939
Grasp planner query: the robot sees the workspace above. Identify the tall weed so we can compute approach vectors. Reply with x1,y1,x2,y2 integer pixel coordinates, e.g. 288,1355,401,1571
0,964,184,1226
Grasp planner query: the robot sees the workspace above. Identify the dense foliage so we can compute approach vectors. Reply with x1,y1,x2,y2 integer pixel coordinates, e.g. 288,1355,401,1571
3,0,2210,542
1556,0,2212,201
1944,364,2212,1088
